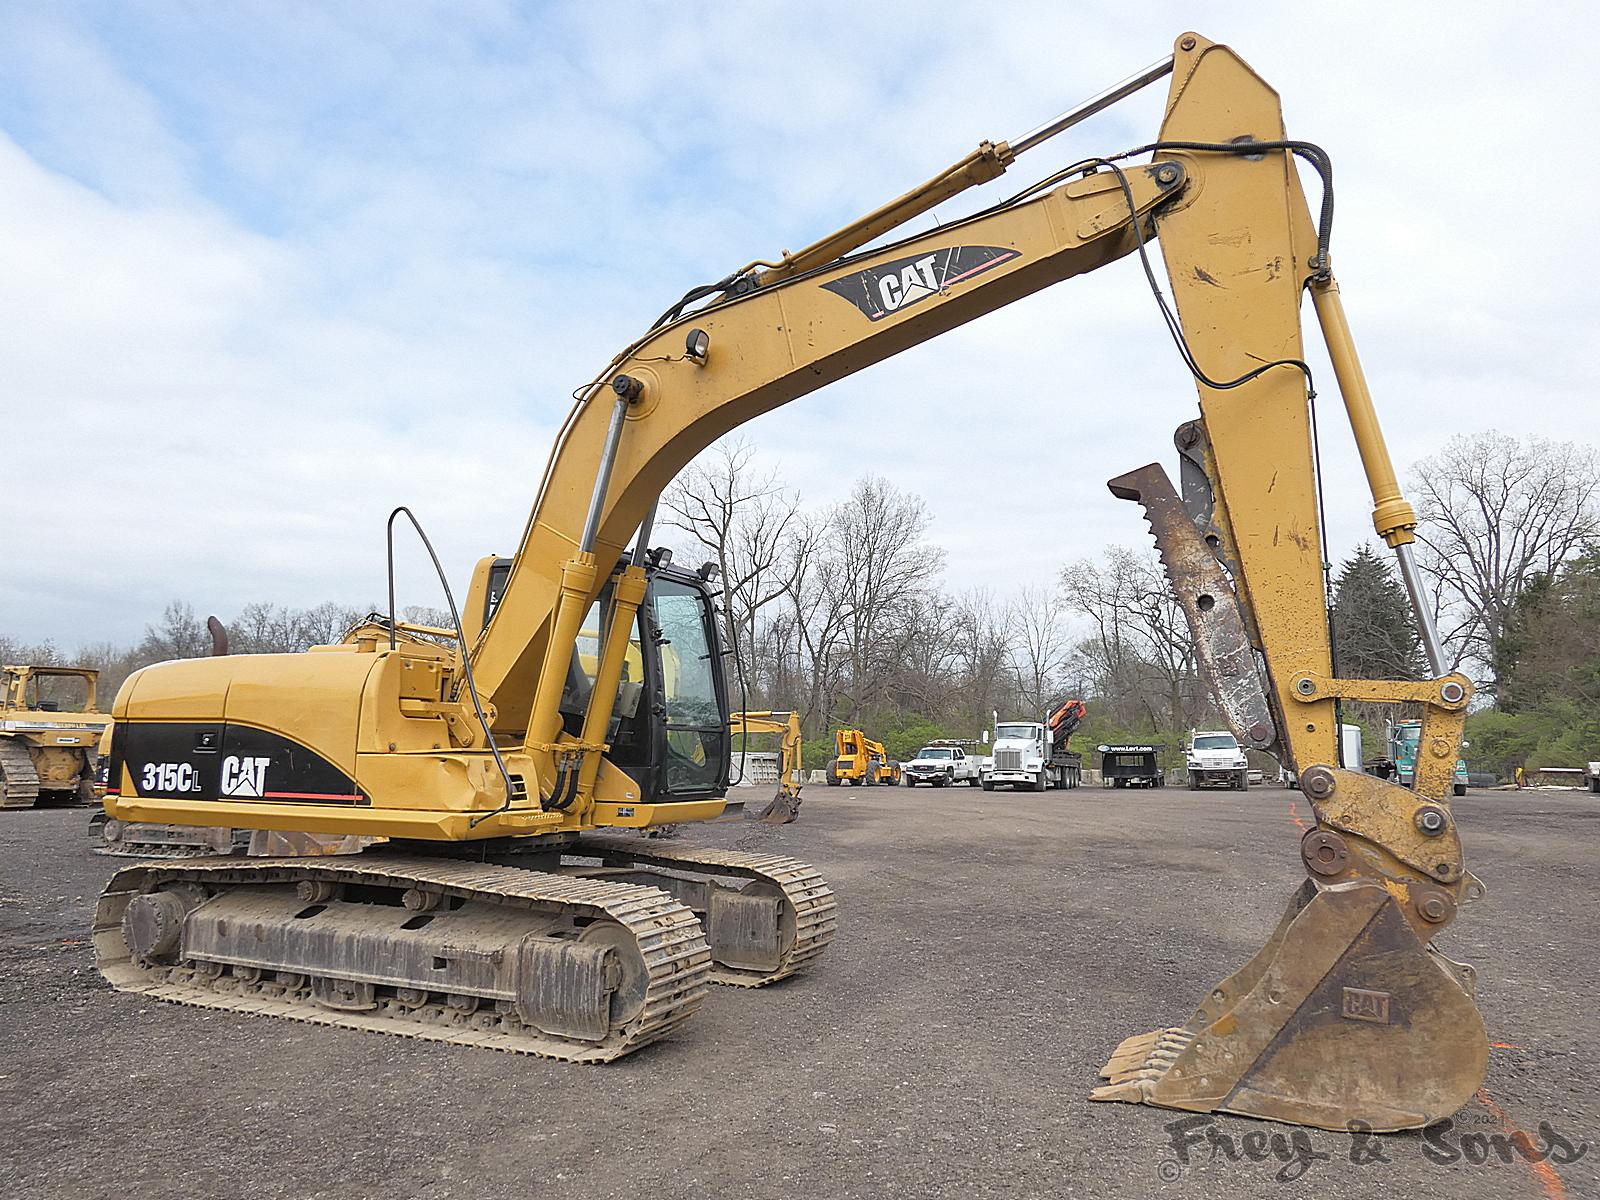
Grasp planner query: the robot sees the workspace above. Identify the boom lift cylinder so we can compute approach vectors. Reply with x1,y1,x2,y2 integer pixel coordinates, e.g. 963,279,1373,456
1310,279,1447,673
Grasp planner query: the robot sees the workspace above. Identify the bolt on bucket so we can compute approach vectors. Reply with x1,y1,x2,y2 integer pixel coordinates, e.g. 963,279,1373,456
1090,876,1488,1131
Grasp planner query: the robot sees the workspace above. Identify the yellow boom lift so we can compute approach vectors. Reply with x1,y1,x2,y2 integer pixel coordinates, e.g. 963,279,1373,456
826,728,900,787
97,33,1484,1129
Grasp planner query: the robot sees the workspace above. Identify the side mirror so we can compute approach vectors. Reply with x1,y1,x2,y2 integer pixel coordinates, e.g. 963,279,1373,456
981,730,990,745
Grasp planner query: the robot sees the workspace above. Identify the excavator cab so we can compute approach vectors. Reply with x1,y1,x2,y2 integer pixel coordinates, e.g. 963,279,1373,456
608,565,731,804
477,556,733,808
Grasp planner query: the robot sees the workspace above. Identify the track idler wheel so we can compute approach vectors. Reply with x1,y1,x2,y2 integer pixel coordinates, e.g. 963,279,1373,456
122,884,207,963
1091,877,1489,1131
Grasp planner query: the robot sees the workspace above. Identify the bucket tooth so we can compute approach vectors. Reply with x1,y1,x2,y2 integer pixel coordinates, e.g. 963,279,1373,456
1099,1027,1190,1078
1092,878,1488,1131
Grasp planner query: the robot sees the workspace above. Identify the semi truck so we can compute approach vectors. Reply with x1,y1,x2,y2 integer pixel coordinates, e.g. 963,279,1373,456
1383,719,1468,797
982,701,1086,792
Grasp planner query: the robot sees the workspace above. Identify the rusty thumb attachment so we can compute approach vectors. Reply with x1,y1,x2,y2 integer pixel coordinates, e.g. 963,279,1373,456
743,787,801,824
1106,463,1275,751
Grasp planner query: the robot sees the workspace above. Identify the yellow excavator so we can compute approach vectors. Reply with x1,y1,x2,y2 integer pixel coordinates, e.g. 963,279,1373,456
826,728,900,787
729,710,805,823
96,32,1484,1129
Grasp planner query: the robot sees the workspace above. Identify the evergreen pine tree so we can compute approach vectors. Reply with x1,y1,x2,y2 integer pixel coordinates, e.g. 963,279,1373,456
1331,544,1422,680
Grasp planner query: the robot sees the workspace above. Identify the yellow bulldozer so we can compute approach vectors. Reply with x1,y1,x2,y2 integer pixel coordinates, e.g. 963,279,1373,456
1,664,110,808
93,32,1486,1130
826,728,900,787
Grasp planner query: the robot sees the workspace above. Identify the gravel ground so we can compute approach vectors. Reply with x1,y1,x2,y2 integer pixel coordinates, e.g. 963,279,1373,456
2,786,1595,1200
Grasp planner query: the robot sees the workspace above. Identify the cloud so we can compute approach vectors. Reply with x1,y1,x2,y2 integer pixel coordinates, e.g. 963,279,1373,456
1,2,1596,647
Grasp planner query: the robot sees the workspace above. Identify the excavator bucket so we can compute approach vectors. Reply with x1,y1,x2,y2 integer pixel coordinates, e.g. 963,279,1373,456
743,788,801,824
1092,876,1489,1131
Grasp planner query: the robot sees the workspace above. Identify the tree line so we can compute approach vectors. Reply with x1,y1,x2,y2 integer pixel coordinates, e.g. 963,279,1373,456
665,431,1600,774
5,429,1595,777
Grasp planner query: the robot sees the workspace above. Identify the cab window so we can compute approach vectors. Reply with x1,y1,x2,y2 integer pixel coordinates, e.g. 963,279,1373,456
651,579,726,794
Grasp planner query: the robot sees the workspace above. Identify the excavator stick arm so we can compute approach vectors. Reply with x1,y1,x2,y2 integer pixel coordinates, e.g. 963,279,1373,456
1088,34,1486,1131
729,711,804,823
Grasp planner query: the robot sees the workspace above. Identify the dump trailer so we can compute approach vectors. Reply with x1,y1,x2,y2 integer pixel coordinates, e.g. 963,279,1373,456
1099,744,1164,788
1,665,111,808
94,32,1489,1130
826,728,899,786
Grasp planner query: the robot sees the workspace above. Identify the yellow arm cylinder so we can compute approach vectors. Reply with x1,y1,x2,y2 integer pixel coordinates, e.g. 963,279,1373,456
572,564,649,804
752,143,1014,286
1310,277,1418,548
783,711,803,794
522,554,598,775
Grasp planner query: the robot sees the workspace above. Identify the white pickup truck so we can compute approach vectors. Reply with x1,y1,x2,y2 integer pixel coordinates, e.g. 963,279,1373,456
903,743,982,788
1186,730,1250,790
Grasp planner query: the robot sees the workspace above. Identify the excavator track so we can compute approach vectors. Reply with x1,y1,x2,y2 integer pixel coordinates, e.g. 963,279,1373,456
570,837,836,986
0,740,41,809
93,854,712,1062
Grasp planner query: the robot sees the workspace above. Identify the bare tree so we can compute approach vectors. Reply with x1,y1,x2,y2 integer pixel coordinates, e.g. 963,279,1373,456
295,602,368,648
228,601,369,654
1060,546,1208,731
400,605,455,629
950,588,1012,719
0,636,62,665
1411,432,1600,679
1007,583,1071,715
765,513,850,729
819,475,945,721
883,588,965,717
138,601,212,662
229,602,299,654
663,437,803,673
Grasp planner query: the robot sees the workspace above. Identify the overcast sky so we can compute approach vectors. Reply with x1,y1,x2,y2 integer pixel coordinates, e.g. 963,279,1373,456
2,2,1596,647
